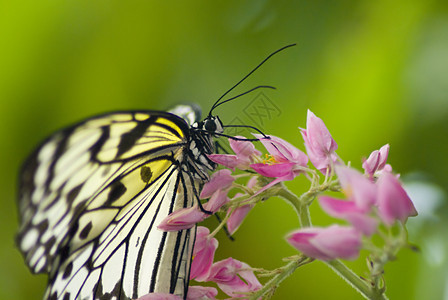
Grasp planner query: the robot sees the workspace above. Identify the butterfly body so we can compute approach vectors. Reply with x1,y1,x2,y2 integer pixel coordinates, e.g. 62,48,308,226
17,108,222,299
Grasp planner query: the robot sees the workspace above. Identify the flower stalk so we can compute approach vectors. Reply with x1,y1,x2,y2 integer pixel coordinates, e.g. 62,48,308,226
248,256,312,300
325,260,388,300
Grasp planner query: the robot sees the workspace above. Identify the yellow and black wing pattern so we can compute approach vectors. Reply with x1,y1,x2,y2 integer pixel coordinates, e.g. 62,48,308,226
17,107,218,300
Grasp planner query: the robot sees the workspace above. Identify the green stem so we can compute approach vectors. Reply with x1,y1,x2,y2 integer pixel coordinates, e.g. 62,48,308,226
325,260,387,300
248,257,311,300
277,187,312,227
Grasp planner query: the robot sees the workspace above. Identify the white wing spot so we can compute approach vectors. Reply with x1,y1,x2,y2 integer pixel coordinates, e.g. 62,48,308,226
34,257,47,273
29,246,45,267
20,228,39,252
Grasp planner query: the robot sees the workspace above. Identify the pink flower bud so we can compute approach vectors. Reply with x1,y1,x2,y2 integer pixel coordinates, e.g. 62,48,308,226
377,172,418,226
158,206,205,231
362,144,391,178
190,227,218,281
286,225,362,261
200,169,234,199
225,178,257,235
207,154,240,170
205,258,262,297
186,286,218,300
226,202,254,235
203,189,229,213
300,110,338,173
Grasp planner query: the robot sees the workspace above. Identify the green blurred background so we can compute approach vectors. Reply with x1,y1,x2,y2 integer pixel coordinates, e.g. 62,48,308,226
1,1,448,299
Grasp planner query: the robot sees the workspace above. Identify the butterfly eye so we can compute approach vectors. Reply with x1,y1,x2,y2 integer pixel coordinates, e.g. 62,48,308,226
204,118,217,132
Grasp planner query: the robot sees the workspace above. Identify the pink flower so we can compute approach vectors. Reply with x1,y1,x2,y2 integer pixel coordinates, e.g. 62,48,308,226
158,190,230,231
252,134,309,165
336,165,377,211
227,202,254,235
317,166,378,236
137,293,182,300
319,196,378,236
377,172,418,226
208,136,261,170
250,135,308,194
190,227,218,281
300,110,338,173
230,136,262,157
286,225,362,261
202,189,229,213
362,144,392,179
158,205,206,231
205,258,262,297
226,177,257,235
186,286,218,300
200,169,234,199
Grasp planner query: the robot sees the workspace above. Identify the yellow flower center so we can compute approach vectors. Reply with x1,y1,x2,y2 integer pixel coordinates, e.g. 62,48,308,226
263,154,277,164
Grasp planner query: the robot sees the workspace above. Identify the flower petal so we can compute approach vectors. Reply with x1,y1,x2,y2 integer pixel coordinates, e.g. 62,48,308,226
207,154,240,170
287,225,362,261
362,144,390,178
227,204,254,235
304,110,338,154
186,286,218,300
377,144,390,170
250,162,295,178
191,227,219,281
203,189,229,213
200,169,234,199
137,293,182,300
300,110,338,173
158,206,205,231
335,165,377,211
318,196,378,236
206,258,262,297
310,225,362,260
377,172,418,226
229,136,260,157
345,213,379,236
253,134,308,165
319,196,364,216
286,228,332,260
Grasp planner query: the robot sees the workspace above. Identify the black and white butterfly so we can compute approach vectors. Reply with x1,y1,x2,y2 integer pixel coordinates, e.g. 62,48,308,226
16,44,294,300
17,104,226,300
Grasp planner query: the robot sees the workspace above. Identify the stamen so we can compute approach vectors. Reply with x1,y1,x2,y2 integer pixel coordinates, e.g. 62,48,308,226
262,154,277,164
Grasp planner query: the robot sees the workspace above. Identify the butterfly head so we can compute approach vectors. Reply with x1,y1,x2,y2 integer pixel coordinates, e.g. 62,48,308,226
193,115,224,135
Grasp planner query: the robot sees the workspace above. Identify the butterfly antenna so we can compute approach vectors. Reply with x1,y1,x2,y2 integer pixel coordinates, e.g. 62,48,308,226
209,43,296,116
211,85,276,111
223,124,268,138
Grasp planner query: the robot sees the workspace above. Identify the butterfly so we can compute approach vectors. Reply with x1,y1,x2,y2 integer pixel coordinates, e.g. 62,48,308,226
16,44,295,300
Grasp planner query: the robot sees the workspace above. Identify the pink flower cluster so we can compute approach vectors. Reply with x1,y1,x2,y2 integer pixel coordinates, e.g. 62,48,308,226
288,164,417,261
148,109,418,298
285,114,417,261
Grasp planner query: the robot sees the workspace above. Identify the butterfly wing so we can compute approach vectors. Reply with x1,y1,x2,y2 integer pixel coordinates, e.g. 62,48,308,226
17,111,203,299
